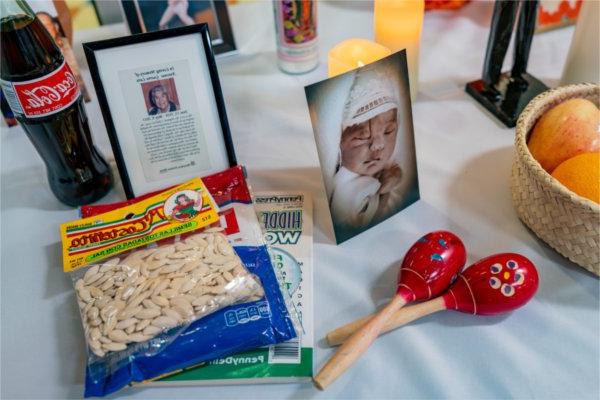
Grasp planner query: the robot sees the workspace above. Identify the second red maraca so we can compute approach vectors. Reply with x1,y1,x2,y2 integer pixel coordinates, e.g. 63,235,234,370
326,253,540,346
313,231,466,390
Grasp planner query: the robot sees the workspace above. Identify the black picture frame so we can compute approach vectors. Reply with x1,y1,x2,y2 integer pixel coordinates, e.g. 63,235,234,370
84,23,237,199
120,0,236,55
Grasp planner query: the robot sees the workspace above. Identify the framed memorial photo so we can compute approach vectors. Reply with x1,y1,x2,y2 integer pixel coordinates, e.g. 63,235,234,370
120,0,236,55
84,23,236,199
305,51,420,244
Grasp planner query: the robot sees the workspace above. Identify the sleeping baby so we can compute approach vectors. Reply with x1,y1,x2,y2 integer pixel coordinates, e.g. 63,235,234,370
330,67,403,229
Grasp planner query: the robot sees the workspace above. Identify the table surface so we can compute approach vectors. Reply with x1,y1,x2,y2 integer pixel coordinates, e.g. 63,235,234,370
1,2,598,399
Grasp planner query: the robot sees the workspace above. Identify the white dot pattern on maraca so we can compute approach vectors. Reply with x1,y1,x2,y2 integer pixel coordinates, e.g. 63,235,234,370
488,260,521,297
501,284,515,297
489,277,501,289
490,263,502,274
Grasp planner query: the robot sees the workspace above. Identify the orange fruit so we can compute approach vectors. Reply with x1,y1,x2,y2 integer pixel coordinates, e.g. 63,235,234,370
551,152,600,204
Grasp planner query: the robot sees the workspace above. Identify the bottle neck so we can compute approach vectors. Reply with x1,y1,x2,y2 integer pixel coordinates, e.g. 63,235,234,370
0,0,35,30
0,0,63,82
0,0,35,17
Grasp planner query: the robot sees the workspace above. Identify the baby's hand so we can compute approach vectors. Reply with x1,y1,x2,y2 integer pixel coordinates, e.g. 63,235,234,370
377,164,402,194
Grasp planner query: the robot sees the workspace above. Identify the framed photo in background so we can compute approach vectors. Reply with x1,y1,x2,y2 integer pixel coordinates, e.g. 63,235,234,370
84,24,237,198
120,0,236,55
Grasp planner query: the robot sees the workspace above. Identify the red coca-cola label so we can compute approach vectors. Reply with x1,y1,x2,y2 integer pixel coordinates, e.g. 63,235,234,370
0,61,80,118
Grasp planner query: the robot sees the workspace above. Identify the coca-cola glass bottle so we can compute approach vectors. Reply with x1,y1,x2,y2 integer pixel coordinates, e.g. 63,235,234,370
0,0,112,206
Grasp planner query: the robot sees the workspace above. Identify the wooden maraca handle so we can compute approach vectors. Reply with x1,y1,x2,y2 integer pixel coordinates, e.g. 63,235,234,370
326,297,446,346
314,295,406,390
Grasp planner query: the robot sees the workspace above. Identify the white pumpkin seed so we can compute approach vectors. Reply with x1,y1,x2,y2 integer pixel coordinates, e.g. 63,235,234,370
128,333,151,342
104,258,120,266
172,305,193,319
91,273,111,287
99,264,115,274
89,338,102,351
100,277,115,291
118,305,142,321
115,318,138,330
168,277,185,290
84,272,104,285
78,287,92,302
162,308,182,322
160,262,184,274
135,307,161,319
87,306,99,320
222,271,234,281
217,242,234,256
103,342,127,352
90,327,101,341
180,262,198,274
99,336,112,344
151,316,178,329
153,245,175,259
89,286,103,298
108,329,129,343
135,319,151,332
83,265,100,282
191,295,212,307
151,295,169,307
142,299,159,309
152,279,170,296
103,316,117,336
143,325,161,336
161,288,178,299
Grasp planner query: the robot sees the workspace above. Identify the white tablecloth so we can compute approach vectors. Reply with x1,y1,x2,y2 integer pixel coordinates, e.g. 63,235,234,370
1,2,598,399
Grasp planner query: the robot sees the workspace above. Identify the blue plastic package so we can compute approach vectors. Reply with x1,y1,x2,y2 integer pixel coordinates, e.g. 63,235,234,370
79,167,296,397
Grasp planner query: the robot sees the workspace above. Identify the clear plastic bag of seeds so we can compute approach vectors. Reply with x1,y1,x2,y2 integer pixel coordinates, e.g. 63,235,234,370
70,167,297,397
72,227,264,360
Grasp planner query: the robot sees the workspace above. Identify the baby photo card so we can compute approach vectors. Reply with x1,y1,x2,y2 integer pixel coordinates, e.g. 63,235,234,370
305,51,420,244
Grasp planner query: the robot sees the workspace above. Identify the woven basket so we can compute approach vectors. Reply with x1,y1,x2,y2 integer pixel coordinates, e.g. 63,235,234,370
511,83,600,276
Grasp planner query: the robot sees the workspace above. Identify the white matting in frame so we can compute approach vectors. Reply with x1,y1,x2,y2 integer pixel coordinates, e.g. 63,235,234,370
84,24,235,198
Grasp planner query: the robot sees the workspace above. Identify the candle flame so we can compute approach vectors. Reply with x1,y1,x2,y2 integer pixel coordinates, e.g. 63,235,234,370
357,61,365,67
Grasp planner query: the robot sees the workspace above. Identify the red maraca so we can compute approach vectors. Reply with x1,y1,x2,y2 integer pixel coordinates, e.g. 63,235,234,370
326,253,539,346
314,231,466,389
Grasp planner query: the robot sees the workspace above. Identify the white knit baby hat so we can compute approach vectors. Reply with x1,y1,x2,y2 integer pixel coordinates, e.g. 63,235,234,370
310,62,401,200
341,64,399,131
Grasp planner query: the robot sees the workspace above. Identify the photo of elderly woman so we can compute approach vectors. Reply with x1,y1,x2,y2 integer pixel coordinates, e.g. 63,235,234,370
141,78,180,115
305,51,419,243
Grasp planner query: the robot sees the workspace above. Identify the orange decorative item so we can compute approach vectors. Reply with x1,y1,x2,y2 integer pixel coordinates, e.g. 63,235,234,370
536,0,582,32
425,0,469,11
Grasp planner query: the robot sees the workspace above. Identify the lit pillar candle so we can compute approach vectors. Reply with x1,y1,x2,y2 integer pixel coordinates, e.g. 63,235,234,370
328,38,392,77
374,0,424,100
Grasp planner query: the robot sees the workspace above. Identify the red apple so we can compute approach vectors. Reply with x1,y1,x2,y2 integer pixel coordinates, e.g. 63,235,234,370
528,98,600,173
